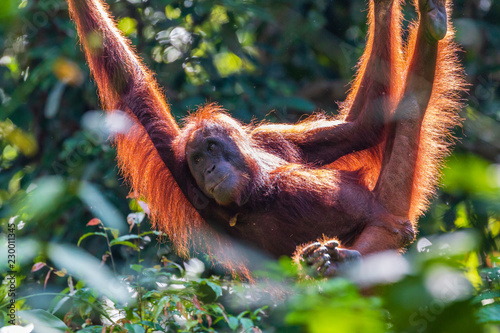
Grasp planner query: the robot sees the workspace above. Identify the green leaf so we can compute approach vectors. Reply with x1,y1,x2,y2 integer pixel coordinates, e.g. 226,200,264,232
78,182,126,233
118,17,137,36
473,291,500,304
253,306,268,317
48,244,130,304
228,316,239,330
124,323,146,333
109,240,139,250
111,228,120,239
44,81,66,118
153,296,170,321
214,52,243,77
18,309,68,332
77,232,106,246
240,317,254,330
113,234,140,242
139,230,161,237
3,145,17,160
131,264,143,273
237,311,249,320
139,320,157,329
0,0,19,21
206,281,223,297
19,176,66,218
165,5,181,20
443,154,500,197
477,304,500,324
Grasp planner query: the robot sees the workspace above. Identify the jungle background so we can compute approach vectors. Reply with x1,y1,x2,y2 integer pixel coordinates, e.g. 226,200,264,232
1,0,500,332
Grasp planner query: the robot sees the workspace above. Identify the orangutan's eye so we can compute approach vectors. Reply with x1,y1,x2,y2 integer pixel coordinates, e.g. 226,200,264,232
207,142,215,152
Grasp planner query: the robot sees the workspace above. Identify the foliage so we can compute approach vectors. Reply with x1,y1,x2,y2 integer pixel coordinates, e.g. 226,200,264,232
1,0,500,332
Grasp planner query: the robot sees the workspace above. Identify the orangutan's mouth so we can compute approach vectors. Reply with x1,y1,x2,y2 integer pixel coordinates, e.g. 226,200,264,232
209,175,229,194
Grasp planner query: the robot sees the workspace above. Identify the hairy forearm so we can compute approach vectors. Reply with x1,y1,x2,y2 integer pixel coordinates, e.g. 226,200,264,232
253,120,383,164
67,0,181,171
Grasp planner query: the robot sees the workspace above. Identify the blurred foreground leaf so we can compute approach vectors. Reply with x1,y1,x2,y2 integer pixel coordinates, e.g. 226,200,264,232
18,309,67,333
48,243,131,304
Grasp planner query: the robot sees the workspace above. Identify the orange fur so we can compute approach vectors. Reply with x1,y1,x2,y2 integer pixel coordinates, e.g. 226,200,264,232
406,1,467,221
334,0,406,190
335,0,466,222
67,0,254,276
116,119,203,257
67,0,205,257
67,0,467,278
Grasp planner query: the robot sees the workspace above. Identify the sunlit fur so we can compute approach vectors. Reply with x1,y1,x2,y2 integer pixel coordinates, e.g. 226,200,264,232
335,0,466,223
68,0,467,278
67,0,204,258
331,0,405,190
405,0,466,221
